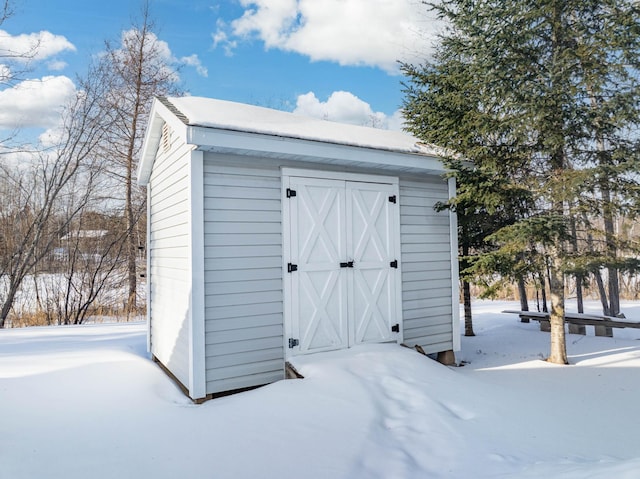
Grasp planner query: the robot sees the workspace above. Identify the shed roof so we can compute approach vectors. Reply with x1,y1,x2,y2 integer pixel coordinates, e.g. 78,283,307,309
138,96,446,185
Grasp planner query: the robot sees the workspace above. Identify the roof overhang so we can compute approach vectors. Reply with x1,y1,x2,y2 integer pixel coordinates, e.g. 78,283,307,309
137,98,191,185
138,97,447,186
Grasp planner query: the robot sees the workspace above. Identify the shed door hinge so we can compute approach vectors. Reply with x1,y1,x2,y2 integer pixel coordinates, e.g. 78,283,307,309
288,338,299,348
388,195,397,204
287,263,298,273
390,260,398,269
286,188,297,198
391,324,400,333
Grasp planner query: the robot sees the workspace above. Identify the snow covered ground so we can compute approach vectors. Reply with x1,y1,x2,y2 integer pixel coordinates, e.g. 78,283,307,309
2,300,640,478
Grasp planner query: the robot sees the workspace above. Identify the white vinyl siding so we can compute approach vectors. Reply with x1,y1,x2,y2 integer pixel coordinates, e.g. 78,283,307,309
203,158,285,394
140,97,460,400
148,129,192,387
399,177,454,353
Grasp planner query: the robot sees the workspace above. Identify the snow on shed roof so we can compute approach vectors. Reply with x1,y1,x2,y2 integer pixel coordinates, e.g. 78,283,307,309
166,96,440,157
138,96,446,185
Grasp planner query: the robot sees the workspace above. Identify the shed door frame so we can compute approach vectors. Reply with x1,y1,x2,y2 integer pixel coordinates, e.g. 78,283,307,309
282,168,403,358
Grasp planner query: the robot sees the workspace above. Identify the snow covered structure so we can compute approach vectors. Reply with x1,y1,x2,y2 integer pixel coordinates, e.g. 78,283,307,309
137,96,459,401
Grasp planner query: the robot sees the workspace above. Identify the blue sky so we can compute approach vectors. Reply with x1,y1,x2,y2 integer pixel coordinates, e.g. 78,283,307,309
1,0,441,139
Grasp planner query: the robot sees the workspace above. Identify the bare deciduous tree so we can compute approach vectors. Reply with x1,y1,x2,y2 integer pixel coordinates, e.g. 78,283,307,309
92,2,181,317
0,73,112,328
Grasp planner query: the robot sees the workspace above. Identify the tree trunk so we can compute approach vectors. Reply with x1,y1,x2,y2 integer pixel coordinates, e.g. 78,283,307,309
606,266,620,317
125,162,137,317
547,254,568,364
580,213,611,316
569,214,584,314
575,277,584,313
586,80,621,318
123,13,148,318
0,277,20,328
517,276,529,322
460,242,474,336
538,271,549,313
543,0,568,365
593,269,610,316
462,279,475,336
601,175,620,317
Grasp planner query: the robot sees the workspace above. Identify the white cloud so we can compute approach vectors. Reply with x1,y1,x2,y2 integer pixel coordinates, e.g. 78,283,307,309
0,30,76,63
180,54,208,77
47,60,68,71
387,110,406,131
0,75,76,129
293,90,404,130
214,0,440,73
212,19,237,57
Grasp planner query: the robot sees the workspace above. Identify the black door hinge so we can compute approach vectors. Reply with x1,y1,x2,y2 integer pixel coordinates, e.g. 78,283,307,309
288,338,299,348
287,263,298,273
339,261,354,268
388,195,397,204
390,260,398,268
287,188,297,198
391,324,400,333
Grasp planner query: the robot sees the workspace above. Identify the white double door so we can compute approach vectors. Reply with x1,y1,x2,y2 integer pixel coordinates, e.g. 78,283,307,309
284,173,401,355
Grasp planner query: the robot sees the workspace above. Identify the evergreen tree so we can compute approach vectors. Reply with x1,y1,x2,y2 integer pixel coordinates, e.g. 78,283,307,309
437,164,532,336
402,0,640,363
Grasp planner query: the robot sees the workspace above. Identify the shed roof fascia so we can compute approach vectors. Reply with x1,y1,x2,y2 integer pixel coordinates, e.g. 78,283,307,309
185,124,447,175
137,98,190,186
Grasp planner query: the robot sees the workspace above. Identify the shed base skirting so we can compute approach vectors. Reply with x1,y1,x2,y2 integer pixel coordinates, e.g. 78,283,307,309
152,356,204,403
436,350,457,366
209,385,265,400
152,355,266,403
285,362,304,379
155,348,457,402
402,343,457,367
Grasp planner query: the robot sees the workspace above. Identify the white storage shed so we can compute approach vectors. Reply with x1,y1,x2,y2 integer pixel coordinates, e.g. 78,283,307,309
137,96,460,401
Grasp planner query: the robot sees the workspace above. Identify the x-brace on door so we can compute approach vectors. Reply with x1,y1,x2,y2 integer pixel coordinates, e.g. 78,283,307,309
283,171,402,356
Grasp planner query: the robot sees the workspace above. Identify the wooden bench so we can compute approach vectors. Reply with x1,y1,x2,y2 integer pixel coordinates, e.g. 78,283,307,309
502,310,640,337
